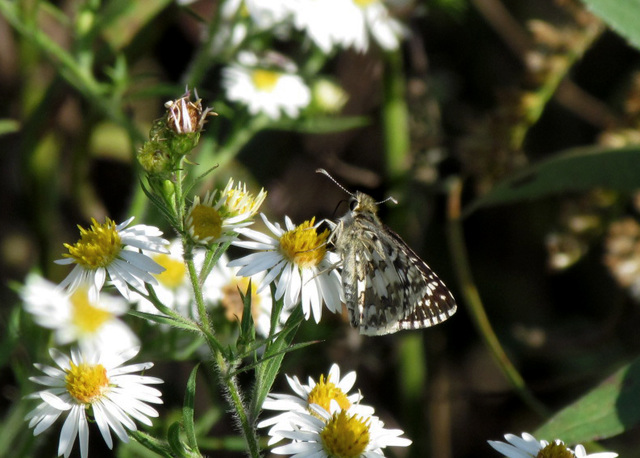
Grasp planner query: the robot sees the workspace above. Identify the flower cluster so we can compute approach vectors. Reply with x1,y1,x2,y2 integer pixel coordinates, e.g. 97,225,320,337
260,364,412,457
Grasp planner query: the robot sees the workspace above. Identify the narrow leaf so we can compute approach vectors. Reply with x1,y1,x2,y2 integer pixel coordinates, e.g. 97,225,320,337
183,364,200,452
167,422,189,457
250,306,305,419
129,430,173,458
128,310,200,332
466,145,640,214
535,357,640,443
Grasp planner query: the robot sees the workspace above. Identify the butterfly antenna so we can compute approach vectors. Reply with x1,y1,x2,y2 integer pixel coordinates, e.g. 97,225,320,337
316,168,354,197
377,196,398,205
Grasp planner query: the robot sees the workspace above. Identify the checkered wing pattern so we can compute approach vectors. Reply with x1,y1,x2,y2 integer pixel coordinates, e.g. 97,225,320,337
332,191,456,336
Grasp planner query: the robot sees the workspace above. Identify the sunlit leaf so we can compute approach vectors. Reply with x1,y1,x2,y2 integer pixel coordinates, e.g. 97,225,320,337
581,0,640,50
465,145,640,214
535,357,640,443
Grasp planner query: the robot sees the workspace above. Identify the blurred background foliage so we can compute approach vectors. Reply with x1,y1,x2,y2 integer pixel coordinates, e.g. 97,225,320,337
3,0,640,456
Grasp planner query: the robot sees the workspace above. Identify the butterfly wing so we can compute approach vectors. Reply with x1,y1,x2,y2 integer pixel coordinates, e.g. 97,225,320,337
346,220,456,336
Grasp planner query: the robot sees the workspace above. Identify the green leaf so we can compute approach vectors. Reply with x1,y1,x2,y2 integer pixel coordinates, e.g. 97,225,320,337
232,339,320,378
0,119,20,136
127,310,200,332
167,421,190,457
183,364,200,453
238,280,256,350
249,306,305,420
465,145,640,214
129,430,173,458
534,357,640,443
581,0,640,51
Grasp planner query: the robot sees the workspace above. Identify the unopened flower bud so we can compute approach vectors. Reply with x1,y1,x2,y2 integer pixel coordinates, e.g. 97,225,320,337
137,140,173,176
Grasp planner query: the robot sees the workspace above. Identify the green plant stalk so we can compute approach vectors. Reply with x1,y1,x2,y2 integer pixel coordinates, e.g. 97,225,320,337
446,178,548,418
173,160,259,457
214,351,261,458
510,21,604,151
382,49,410,183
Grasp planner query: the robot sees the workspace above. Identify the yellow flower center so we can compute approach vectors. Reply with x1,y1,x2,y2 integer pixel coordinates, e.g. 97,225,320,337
65,361,109,404
251,69,280,92
221,277,262,323
153,253,186,288
189,205,222,241
353,0,376,7
537,442,574,458
223,183,266,218
70,286,113,333
279,218,329,268
307,375,352,413
320,411,371,458
62,218,122,269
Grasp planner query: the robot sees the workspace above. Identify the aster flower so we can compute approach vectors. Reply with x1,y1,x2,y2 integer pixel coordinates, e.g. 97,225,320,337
25,346,163,458
21,273,138,353
258,363,374,444
55,217,170,301
228,213,343,322
223,51,311,120
204,254,275,337
488,432,618,458
185,178,267,245
271,404,411,457
290,0,405,54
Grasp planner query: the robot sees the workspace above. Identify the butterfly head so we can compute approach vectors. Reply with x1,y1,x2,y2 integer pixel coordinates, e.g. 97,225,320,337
350,192,378,216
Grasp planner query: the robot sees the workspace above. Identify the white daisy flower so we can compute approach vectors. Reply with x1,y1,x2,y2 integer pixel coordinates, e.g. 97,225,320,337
185,177,267,245
258,363,374,444
21,273,138,353
290,0,405,53
55,217,170,301
271,404,412,457
204,253,275,337
223,51,311,120
25,346,163,458
228,213,343,323
488,432,618,458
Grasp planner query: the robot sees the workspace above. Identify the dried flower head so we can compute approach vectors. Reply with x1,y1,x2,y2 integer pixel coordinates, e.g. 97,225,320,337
165,88,217,135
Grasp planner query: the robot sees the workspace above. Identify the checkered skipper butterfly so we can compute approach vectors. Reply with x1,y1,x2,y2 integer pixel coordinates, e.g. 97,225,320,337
317,169,457,335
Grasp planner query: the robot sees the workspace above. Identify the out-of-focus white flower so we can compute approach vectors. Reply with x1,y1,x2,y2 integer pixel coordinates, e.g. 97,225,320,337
223,51,311,120
204,254,275,336
21,273,138,353
290,0,405,53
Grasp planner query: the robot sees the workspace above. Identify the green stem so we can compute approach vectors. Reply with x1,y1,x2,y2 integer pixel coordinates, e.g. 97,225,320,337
382,49,410,183
214,352,261,458
446,177,548,418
